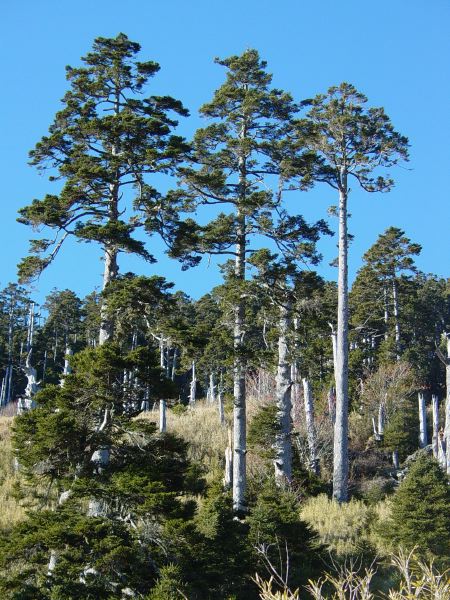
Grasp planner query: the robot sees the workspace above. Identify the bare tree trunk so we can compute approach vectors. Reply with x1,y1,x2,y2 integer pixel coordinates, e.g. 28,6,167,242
378,398,386,437
60,347,73,387
159,399,167,433
392,449,400,469
98,245,118,345
302,378,319,475
392,278,401,360
224,428,233,490
445,335,450,474
418,392,427,448
171,348,178,381
189,361,196,406
274,299,292,486
328,387,336,425
432,394,439,458
208,372,216,404
333,177,349,503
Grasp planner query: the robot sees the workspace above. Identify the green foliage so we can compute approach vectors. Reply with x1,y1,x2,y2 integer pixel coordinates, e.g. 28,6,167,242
164,481,254,599
386,455,450,562
248,404,279,459
146,564,189,599
383,406,419,460
18,33,188,283
2,342,199,597
247,483,323,591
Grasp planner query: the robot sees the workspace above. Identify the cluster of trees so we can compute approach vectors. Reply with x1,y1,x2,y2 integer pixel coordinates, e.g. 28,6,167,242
0,33,449,598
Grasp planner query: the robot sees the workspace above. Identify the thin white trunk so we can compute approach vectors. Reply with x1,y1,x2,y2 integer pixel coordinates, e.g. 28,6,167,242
60,347,73,387
159,399,167,433
232,179,247,513
333,178,349,503
418,392,427,448
208,372,216,404
432,394,439,458
274,300,292,486
445,335,450,474
378,399,386,436
327,387,336,425
171,348,178,381
302,378,319,475
224,428,233,490
189,361,196,406
392,449,400,469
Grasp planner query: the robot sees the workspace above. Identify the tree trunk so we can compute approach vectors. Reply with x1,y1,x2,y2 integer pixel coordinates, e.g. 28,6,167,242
327,387,336,425
171,348,178,381
418,392,427,448
232,203,247,511
383,285,389,341
60,346,73,387
159,399,167,433
302,378,319,475
224,428,233,490
208,372,216,404
189,361,196,406
98,245,118,344
445,335,450,474
274,299,292,486
392,449,400,469
333,177,349,503
432,394,439,458
378,399,386,437
392,278,401,360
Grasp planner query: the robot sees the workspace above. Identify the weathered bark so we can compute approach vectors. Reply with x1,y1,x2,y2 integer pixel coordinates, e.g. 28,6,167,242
302,378,319,475
274,300,292,486
159,399,167,433
418,392,427,448
98,246,118,345
189,361,196,406
224,428,233,490
59,347,73,387
333,177,349,503
445,335,450,474
378,398,386,437
171,347,178,381
432,394,439,458
327,387,336,425
208,372,216,404
232,203,247,512
392,449,400,469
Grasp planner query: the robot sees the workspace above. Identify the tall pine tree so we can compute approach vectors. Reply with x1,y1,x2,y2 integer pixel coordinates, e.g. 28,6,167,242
17,33,188,344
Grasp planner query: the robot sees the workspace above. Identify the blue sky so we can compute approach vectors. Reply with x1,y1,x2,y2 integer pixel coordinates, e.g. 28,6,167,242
1,0,449,304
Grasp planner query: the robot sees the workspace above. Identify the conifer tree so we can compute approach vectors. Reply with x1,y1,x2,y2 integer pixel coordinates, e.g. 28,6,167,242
387,454,450,561
17,33,188,344
359,227,421,359
299,83,409,501
167,50,319,511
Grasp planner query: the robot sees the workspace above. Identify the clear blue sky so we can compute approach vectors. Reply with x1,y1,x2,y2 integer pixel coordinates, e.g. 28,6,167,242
1,0,449,304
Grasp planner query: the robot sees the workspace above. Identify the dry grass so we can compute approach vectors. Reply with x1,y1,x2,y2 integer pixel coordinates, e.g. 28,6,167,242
139,401,230,479
300,494,373,556
0,416,26,532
